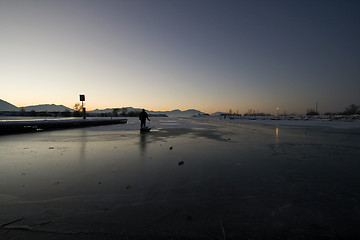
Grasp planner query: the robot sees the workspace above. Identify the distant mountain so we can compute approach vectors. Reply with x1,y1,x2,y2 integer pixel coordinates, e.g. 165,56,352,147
211,112,228,116
89,107,207,117
0,99,19,111
90,107,139,114
88,108,114,114
1,99,206,117
149,109,205,117
22,104,73,112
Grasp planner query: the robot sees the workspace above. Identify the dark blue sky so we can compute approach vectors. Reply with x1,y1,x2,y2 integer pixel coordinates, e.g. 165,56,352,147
1,0,359,113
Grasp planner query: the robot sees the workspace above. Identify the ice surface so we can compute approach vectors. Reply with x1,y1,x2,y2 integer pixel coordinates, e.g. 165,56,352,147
0,117,359,239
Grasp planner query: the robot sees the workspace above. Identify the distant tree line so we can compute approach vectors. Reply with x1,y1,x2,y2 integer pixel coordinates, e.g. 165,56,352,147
110,108,139,117
322,104,360,116
104,108,141,117
306,108,319,116
98,110,140,117
244,112,271,117
240,104,360,116
6,108,167,118
10,108,83,117
342,104,359,115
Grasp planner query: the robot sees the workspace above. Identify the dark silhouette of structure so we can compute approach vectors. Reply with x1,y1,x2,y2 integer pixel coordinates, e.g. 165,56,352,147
139,109,150,129
80,94,86,119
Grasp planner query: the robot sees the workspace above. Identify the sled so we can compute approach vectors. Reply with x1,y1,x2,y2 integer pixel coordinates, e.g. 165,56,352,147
140,126,151,133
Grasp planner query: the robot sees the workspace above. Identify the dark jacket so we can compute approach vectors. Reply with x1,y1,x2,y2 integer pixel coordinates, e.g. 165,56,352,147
139,111,148,121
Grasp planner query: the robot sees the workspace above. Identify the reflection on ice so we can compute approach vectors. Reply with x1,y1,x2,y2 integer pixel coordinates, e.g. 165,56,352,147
79,129,87,163
139,132,148,154
274,127,280,152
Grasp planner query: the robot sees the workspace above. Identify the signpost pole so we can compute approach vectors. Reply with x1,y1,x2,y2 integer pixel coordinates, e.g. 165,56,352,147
80,94,86,119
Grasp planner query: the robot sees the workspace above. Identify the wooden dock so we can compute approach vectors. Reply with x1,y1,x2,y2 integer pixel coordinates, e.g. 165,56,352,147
0,118,127,135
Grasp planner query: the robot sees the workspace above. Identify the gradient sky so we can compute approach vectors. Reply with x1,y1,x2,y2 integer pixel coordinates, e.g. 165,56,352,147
1,0,359,114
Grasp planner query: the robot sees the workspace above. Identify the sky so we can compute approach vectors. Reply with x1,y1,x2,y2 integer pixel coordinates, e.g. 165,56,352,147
1,0,359,114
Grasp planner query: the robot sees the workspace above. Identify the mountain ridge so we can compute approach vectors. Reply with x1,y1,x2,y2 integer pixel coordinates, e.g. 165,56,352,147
0,99,207,117
0,99,19,111
22,104,73,112
90,107,206,117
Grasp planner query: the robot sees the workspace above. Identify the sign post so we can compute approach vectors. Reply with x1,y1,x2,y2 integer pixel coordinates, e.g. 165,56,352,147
80,94,86,119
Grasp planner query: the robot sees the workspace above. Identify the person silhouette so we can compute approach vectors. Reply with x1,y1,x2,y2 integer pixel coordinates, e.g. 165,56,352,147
139,109,150,129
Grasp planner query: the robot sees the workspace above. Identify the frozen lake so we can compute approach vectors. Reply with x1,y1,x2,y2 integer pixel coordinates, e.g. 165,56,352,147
0,117,360,239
